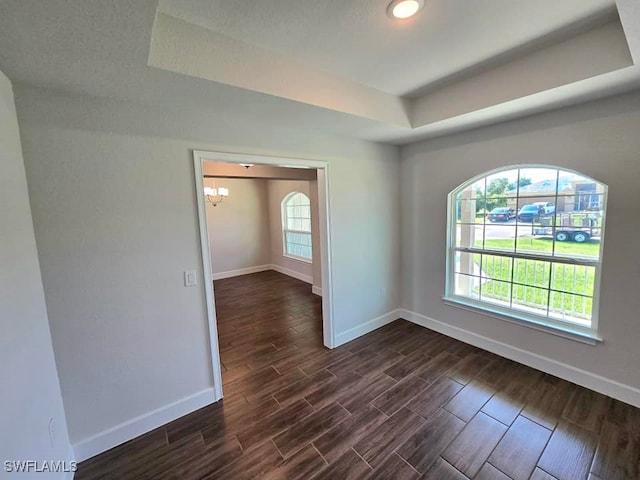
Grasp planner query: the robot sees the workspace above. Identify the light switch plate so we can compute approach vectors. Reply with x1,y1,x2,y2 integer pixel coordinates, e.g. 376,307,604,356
184,270,197,287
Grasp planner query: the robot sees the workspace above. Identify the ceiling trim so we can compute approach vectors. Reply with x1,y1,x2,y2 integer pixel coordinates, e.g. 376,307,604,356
148,12,411,127
148,2,640,144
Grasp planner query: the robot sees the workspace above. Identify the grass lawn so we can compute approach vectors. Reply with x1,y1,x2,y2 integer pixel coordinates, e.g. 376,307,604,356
468,238,598,318
478,238,600,257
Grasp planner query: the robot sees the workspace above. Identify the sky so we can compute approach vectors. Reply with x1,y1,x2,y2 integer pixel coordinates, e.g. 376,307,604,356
470,167,587,192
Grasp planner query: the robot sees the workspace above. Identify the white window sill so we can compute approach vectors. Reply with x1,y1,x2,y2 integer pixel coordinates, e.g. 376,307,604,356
283,254,312,264
442,295,603,345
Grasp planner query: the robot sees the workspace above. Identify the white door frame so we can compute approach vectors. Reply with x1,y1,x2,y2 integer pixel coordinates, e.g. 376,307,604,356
192,150,335,401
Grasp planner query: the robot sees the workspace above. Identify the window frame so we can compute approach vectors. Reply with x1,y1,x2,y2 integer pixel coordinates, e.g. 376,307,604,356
281,191,313,263
444,164,607,344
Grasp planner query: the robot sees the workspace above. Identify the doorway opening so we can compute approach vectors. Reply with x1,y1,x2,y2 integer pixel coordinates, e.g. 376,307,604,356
192,150,334,401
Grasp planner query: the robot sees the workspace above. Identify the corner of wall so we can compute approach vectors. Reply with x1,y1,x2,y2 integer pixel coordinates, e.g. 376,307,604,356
1,67,74,477
72,388,216,462
334,308,402,347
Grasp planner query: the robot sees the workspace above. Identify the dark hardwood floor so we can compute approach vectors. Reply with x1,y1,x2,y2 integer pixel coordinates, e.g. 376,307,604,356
76,271,640,480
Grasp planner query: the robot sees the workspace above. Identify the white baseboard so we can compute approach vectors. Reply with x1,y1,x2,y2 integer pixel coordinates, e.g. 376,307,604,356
211,264,316,288
312,285,322,296
270,264,313,284
335,309,401,347
211,264,271,280
400,309,640,408
72,388,217,462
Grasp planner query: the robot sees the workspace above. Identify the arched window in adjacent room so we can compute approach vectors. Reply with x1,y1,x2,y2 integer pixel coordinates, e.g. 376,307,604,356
282,192,312,261
445,165,607,340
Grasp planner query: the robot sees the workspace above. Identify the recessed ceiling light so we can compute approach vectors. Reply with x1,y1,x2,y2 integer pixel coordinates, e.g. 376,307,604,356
387,0,424,20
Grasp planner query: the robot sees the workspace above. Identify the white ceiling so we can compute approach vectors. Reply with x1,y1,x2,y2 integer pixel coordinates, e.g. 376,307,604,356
158,0,615,95
1,0,639,145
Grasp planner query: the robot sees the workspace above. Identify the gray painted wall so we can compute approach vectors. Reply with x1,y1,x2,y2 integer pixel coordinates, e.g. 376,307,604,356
267,179,318,285
205,177,271,275
401,90,640,391
0,71,72,475
15,85,401,448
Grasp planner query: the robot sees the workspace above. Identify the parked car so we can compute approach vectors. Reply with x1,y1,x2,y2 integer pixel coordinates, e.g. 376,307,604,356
486,207,515,222
532,201,555,214
517,204,544,222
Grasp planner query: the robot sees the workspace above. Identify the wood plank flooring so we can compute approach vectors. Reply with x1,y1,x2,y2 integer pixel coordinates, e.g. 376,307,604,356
75,271,640,480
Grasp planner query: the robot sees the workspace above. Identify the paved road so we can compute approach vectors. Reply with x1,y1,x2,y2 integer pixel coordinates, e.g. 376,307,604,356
477,220,535,239
457,220,536,240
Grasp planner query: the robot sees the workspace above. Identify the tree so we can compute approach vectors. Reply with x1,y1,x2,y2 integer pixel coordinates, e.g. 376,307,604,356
487,178,510,196
476,177,533,213
508,177,532,191
477,177,510,213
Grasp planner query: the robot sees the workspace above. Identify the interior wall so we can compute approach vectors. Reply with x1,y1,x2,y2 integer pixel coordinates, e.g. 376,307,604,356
205,177,270,276
401,90,640,394
267,179,317,286
0,71,73,473
15,85,401,456
309,178,322,293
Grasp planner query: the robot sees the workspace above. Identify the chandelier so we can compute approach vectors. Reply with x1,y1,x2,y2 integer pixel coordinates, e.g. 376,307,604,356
203,186,229,207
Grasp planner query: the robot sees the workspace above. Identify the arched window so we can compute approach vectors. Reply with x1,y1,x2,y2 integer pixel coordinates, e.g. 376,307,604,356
282,192,312,261
445,165,606,340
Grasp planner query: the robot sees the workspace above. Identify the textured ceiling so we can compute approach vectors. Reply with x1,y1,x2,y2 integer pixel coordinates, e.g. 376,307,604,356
158,0,615,95
1,0,639,145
